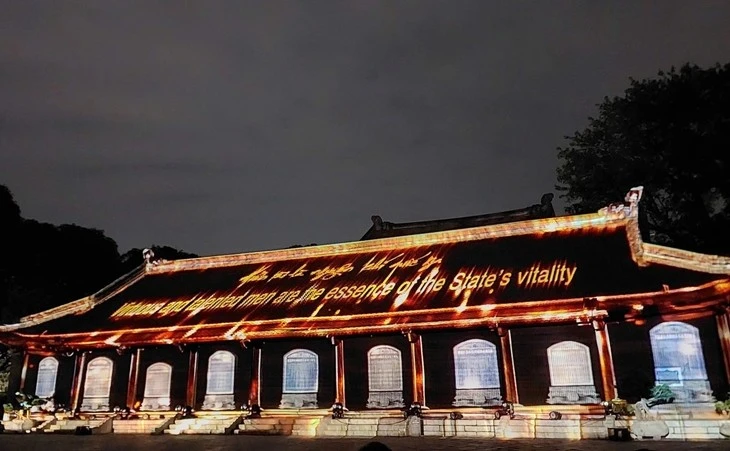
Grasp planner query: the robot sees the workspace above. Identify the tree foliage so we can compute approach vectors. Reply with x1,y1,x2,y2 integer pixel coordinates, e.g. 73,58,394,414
557,63,730,254
0,185,198,323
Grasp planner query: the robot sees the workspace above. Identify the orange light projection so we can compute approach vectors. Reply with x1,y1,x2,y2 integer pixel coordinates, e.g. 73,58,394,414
109,245,579,324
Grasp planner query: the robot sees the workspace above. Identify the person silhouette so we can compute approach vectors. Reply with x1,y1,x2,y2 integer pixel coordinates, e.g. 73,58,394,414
358,442,392,451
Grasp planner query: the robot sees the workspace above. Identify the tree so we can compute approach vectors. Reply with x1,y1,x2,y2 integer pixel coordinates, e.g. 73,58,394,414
0,183,199,392
557,63,730,255
0,184,198,322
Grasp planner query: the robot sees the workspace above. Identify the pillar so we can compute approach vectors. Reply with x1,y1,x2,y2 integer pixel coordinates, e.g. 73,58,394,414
18,351,30,393
126,348,142,408
716,310,730,384
248,344,262,406
498,328,519,404
407,332,426,406
185,348,198,408
593,318,617,401
70,351,87,411
333,337,346,407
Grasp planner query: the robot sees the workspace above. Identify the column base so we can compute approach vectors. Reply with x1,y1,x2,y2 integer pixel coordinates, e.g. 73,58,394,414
453,388,502,407
80,396,110,412
202,394,236,410
141,396,171,411
367,391,404,409
546,385,600,404
279,393,318,409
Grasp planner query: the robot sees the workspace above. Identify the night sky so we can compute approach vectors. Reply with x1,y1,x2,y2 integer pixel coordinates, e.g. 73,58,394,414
1,1,729,256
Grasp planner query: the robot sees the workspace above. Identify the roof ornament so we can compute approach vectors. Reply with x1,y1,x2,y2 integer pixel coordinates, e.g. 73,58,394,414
370,215,395,231
142,248,163,267
599,186,644,218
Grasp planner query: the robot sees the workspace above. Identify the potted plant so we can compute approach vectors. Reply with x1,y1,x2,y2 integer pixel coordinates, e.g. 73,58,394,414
645,384,675,408
715,395,730,416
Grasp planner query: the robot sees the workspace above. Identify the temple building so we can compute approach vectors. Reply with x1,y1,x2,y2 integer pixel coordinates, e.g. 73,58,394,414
1,188,729,436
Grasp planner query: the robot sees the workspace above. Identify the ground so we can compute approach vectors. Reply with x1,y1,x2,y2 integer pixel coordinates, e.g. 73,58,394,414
0,435,728,451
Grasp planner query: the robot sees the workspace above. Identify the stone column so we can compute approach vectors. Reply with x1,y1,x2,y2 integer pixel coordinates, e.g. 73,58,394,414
185,348,198,408
498,328,519,404
593,318,617,401
70,351,87,411
126,348,142,408
407,332,426,406
248,345,262,406
716,309,730,385
18,351,30,393
333,337,346,407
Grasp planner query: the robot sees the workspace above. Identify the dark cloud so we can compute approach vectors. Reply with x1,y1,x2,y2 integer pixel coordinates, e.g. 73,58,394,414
1,1,729,255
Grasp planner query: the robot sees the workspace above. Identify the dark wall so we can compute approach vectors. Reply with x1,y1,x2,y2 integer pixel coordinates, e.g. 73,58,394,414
136,346,189,409
20,354,75,406
343,334,412,410
422,329,504,408
78,349,130,410
693,316,729,399
610,320,655,402
55,355,75,407
194,342,252,409
258,338,335,409
511,324,602,405
6,352,23,403
611,316,729,402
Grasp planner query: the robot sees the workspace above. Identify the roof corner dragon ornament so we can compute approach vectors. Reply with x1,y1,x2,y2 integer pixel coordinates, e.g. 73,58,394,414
599,186,644,218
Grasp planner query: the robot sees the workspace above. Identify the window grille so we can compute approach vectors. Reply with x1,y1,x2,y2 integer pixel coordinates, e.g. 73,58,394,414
35,357,59,398
206,351,235,395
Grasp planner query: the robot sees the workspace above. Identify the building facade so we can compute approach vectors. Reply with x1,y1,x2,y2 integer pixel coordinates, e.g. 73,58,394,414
1,189,729,417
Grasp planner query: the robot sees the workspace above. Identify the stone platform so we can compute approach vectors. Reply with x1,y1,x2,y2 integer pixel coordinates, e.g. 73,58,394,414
3,403,728,439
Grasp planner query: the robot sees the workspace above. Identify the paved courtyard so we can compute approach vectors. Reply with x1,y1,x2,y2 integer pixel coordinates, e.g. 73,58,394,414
0,435,728,451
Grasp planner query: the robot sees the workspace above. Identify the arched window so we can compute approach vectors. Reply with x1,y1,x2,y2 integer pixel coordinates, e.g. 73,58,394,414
650,322,708,383
35,357,59,398
453,339,500,390
141,362,172,411
84,357,113,398
206,351,235,395
282,349,319,393
452,339,502,407
368,345,403,392
144,363,172,398
547,341,594,386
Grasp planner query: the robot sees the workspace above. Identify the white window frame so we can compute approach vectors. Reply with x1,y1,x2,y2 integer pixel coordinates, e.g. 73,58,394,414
547,341,594,387
206,350,236,395
650,321,708,383
143,362,173,398
84,357,113,398
453,339,500,390
367,345,403,392
35,357,59,398
282,349,319,394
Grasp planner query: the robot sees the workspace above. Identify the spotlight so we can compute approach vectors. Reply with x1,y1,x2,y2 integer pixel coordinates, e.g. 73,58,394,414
331,402,345,419
548,411,562,420
402,402,422,419
245,404,262,419
449,412,463,420
601,400,612,416
493,402,514,420
116,406,132,420
182,405,195,418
